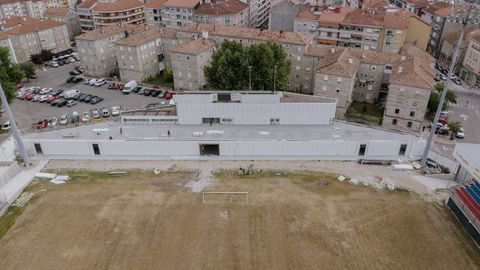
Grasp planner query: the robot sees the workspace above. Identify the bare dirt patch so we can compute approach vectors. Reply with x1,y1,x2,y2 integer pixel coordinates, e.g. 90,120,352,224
0,169,478,270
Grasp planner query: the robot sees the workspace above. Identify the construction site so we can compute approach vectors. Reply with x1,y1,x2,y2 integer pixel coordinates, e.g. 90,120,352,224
0,160,479,270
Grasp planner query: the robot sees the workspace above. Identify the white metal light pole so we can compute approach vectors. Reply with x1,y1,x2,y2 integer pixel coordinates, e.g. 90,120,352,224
0,83,30,167
420,1,480,168
273,65,277,94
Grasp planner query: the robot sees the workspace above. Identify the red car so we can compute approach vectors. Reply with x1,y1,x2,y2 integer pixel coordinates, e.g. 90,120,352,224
36,118,48,129
115,83,124,91
164,91,175,100
25,92,35,100
47,95,59,103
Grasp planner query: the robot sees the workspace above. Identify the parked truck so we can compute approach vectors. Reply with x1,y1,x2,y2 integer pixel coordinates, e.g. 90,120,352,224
122,80,137,94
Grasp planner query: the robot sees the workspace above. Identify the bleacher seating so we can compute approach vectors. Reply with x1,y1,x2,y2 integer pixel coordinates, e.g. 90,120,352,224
452,180,480,222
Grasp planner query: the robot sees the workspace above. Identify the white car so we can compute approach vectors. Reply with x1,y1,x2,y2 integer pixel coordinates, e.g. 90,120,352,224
48,117,57,128
81,111,90,123
40,88,52,95
88,79,97,86
67,100,77,107
111,106,121,116
68,57,76,63
456,128,465,139
1,120,11,130
38,95,52,102
50,62,59,68
94,78,106,87
59,114,68,125
32,95,41,102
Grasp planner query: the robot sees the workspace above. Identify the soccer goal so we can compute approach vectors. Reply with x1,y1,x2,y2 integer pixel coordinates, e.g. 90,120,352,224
202,192,249,204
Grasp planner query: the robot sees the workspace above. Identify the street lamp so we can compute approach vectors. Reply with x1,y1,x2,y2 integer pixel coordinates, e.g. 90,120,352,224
0,83,30,167
273,65,277,94
420,1,480,168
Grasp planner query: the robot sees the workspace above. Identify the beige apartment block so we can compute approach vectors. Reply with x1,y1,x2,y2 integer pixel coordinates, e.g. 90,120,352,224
144,0,167,27
161,0,199,27
462,33,480,87
75,23,145,77
313,47,358,118
115,26,177,82
44,7,82,38
0,0,61,19
383,47,435,133
194,0,249,27
293,9,320,40
4,18,69,63
171,37,216,90
175,23,311,92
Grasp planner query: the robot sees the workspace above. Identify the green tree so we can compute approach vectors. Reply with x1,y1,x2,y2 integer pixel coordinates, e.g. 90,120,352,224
204,40,291,91
19,62,36,78
0,47,25,104
448,121,462,140
427,83,457,120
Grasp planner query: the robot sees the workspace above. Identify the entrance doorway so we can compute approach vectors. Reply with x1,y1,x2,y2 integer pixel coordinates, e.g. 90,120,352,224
34,143,43,155
92,144,101,155
200,144,219,156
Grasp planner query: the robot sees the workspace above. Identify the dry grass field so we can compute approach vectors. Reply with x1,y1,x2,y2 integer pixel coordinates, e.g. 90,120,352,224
0,169,479,270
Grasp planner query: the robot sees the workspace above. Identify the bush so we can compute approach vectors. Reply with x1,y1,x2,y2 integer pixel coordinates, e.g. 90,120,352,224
164,70,173,82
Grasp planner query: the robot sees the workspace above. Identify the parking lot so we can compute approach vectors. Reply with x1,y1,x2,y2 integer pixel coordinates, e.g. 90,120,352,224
4,66,170,133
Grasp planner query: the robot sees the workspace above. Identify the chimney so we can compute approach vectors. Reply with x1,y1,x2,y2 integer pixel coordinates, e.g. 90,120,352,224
398,66,403,73
348,58,353,64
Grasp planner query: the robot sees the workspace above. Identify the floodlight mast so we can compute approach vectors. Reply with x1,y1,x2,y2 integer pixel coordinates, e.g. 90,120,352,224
0,83,30,167
420,1,480,168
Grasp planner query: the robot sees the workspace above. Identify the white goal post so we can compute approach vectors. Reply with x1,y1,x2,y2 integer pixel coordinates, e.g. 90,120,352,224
202,192,249,204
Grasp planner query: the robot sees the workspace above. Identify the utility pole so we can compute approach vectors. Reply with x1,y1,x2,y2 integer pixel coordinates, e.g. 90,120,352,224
420,2,479,168
0,83,30,167
248,66,252,91
273,65,277,94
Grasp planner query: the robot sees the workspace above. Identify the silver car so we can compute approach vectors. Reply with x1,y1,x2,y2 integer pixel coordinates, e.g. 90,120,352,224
59,113,68,125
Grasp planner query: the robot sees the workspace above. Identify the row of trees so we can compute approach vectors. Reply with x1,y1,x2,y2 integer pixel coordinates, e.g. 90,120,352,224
0,47,27,105
204,40,291,91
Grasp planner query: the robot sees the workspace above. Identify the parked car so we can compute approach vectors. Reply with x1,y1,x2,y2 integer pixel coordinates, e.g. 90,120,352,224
90,96,104,104
52,89,64,96
111,106,121,116
452,78,463,85
1,120,11,130
101,108,110,117
81,111,90,123
143,88,153,96
151,90,161,97
32,94,41,102
56,98,68,107
71,93,82,100
36,118,48,129
88,78,97,86
441,74,448,81
51,98,62,106
133,86,142,93
39,95,51,102
39,88,52,95
78,94,88,102
94,78,106,87
47,95,60,103
107,83,115,89
69,70,81,76
91,109,101,119
71,111,80,124
72,77,83,83
48,116,57,128
138,88,146,95
67,100,77,107
59,114,68,125
456,127,465,139
25,92,35,100
434,74,441,81
164,91,175,100
157,90,166,98
50,62,59,68
84,95,93,103
122,80,137,94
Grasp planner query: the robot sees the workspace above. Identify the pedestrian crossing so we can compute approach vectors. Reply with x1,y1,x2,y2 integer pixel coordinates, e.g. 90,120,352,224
432,144,453,153
447,102,478,110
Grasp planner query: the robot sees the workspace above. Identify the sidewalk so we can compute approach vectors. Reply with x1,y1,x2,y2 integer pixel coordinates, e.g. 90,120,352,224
0,159,49,205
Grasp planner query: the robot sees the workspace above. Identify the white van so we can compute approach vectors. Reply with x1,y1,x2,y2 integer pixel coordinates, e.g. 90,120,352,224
63,89,80,99
122,80,137,94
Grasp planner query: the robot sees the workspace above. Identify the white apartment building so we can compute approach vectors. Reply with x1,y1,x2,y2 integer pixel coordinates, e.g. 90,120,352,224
0,0,61,19
43,7,81,37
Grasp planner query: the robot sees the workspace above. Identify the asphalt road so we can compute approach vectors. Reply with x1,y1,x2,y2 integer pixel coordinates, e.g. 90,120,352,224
2,65,166,133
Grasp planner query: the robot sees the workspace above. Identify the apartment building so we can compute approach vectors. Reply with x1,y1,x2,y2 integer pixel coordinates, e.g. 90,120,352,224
438,26,479,75
75,23,144,76
293,9,319,40
246,0,270,28
462,33,480,88
268,0,303,32
3,18,69,62
315,6,354,45
76,0,145,32
43,7,81,37
382,44,435,132
161,0,199,27
175,23,312,92
0,0,61,19
170,37,216,90
0,31,17,62
194,0,249,27
115,26,178,82
144,0,167,27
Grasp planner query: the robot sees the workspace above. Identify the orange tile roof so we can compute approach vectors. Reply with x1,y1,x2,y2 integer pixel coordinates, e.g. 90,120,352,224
195,0,248,16
342,9,384,27
0,31,9,40
92,0,143,12
390,43,435,89
318,6,355,23
44,7,70,17
316,47,359,77
115,26,177,46
75,23,145,41
170,38,216,55
4,19,65,35
145,0,168,8
422,1,449,14
179,23,311,45
471,31,480,44
164,0,200,8
1,16,38,29
443,25,479,46
295,9,320,21
77,0,96,9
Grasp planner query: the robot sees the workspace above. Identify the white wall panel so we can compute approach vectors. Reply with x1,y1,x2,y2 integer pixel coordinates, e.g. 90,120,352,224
38,140,92,155
100,141,199,156
365,141,401,157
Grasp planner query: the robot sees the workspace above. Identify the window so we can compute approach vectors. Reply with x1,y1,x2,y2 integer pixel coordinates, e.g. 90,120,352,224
358,144,366,156
407,121,413,128
410,111,415,117
34,143,43,154
324,75,328,81
322,86,327,91
336,89,340,93
270,118,280,125
337,77,342,83
395,109,399,114
392,119,397,125
92,144,100,155
399,144,407,156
